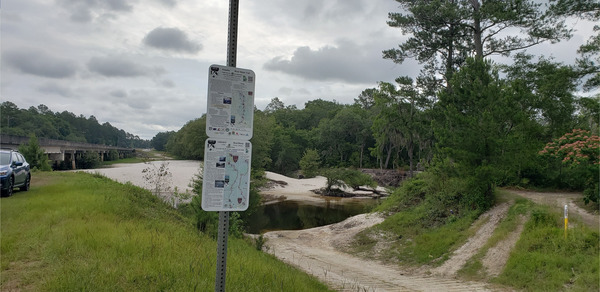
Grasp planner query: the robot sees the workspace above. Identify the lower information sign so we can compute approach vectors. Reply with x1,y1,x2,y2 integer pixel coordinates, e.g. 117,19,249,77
201,138,252,211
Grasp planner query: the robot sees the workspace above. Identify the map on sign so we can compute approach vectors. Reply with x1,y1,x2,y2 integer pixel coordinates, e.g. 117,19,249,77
201,139,252,211
206,65,255,140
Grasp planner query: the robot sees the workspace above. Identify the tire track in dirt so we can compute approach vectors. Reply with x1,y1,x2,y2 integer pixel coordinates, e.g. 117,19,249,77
264,214,494,291
482,214,529,277
430,203,511,277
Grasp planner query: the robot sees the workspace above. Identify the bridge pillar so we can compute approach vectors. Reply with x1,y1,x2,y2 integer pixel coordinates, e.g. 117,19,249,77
71,151,77,170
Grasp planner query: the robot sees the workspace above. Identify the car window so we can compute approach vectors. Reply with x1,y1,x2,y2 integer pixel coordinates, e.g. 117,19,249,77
12,152,19,164
17,154,25,163
0,153,10,165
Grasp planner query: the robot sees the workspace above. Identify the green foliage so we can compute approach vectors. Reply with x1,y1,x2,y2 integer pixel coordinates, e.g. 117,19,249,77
372,80,432,172
151,131,174,151
76,151,101,169
165,117,208,160
106,149,119,161
250,110,275,170
322,168,376,194
299,149,320,178
322,168,347,193
18,134,51,171
342,169,376,190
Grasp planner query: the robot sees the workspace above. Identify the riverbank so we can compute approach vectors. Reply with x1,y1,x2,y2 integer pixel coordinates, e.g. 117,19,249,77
260,171,388,204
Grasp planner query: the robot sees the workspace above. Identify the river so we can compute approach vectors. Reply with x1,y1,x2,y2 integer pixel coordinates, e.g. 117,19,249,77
80,160,379,232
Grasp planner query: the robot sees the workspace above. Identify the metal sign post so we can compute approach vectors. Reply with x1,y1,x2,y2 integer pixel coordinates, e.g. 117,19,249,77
215,1,238,291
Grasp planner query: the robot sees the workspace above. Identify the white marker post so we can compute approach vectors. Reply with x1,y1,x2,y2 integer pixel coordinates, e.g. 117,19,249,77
564,204,568,239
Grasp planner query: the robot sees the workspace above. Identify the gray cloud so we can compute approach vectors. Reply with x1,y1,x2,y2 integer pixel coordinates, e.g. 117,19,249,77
87,56,166,77
37,83,74,97
156,0,177,7
264,40,402,83
161,79,176,88
58,0,135,22
110,89,128,98
4,49,78,79
143,27,201,53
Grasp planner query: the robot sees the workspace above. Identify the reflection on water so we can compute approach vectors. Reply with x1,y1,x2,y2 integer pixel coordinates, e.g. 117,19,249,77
246,199,379,234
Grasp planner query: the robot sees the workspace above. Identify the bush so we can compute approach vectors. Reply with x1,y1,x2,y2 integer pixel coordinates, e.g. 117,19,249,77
299,149,320,178
18,134,51,171
76,151,101,169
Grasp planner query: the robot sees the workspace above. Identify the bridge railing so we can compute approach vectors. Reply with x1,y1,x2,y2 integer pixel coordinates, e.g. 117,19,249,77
0,134,134,152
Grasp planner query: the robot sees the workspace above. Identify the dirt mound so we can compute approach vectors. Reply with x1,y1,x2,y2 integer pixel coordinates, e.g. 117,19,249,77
360,169,413,187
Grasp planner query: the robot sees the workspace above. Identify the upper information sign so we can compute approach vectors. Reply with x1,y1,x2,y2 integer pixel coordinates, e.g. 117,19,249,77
206,65,255,140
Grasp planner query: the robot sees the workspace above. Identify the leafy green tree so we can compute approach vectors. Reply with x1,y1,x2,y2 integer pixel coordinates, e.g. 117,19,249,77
434,58,533,208
251,109,275,170
502,54,579,138
299,149,320,178
165,117,208,160
322,168,376,194
270,125,306,175
18,134,51,171
151,131,174,151
323,168,347,194
107,150,119,161
77,151,101,169
372,78,431,176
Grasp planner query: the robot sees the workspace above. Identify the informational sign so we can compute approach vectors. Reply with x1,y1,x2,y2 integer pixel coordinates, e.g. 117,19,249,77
206,64,255,140
201,139,252,211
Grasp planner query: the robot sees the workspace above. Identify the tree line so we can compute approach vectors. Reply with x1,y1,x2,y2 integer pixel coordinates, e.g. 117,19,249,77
1,102,150,149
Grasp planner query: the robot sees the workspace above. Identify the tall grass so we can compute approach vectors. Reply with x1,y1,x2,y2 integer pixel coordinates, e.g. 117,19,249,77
493,204,599,291
1,172,331,291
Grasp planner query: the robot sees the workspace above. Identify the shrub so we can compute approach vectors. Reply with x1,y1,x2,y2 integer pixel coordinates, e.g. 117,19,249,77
18,134,51,171
76,151,101,169
299,149,320,178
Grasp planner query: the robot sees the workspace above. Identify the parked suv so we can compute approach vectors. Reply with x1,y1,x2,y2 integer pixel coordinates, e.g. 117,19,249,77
0,150,31,197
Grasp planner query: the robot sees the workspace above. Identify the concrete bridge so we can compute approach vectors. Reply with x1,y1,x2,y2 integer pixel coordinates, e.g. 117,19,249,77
0,134,136,169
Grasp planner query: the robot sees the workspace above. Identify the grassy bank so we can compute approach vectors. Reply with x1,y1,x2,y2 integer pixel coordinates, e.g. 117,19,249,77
1,172,331,291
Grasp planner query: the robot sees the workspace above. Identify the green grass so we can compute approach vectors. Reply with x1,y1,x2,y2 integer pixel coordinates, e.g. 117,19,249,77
493,205,599,291
368,205,479,265
1,172,331,291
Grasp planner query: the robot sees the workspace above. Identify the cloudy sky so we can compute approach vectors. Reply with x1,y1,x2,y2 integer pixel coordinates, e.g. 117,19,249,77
1,1,593,140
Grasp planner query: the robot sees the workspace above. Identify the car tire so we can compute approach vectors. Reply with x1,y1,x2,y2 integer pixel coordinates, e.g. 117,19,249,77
2,177,14,197
20,174,30,192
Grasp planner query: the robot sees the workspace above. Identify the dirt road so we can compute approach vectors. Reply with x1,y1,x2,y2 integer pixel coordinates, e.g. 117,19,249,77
264,214,493,291
506,190,598,229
